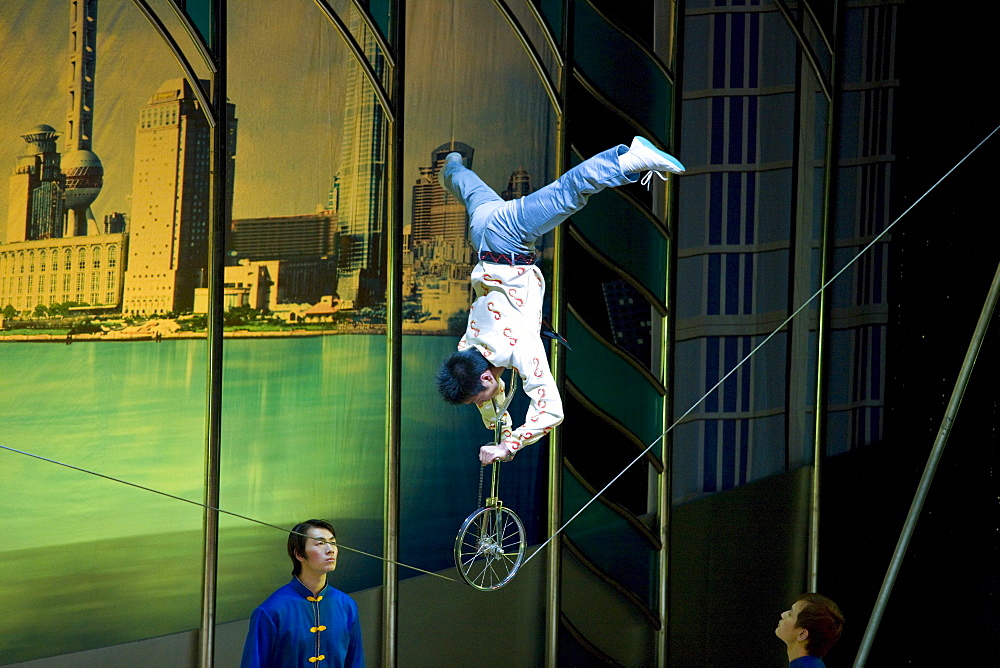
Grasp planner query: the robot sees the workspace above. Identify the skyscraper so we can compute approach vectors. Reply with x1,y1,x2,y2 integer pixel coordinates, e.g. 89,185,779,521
5,125,65,244
334,11,386,308
409,142,473,246
121,78,237,315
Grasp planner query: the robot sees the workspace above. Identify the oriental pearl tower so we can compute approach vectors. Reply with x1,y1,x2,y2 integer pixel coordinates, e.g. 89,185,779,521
62,0,103,237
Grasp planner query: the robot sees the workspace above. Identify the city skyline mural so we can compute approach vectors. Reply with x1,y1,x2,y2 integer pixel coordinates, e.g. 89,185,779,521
0,0,557,662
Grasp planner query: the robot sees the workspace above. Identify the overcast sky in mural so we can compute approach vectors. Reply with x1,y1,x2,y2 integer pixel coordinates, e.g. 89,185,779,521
0,0,554,227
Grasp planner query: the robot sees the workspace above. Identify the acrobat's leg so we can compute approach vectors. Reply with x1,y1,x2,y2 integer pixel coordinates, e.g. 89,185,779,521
495,145,637,244
438,153,504,220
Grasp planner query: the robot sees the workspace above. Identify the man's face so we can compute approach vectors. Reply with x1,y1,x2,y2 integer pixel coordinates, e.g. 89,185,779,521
296,527,338,575
463,372,501,406
775,600,808,646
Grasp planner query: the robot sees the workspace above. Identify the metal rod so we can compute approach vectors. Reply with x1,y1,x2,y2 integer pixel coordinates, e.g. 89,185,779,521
657,0,682,661
546,2,572,662
808,0,842,593
198,0,227,664
349,0,396,69
854,258,1000,666
163,0,218,73
382,0,404,664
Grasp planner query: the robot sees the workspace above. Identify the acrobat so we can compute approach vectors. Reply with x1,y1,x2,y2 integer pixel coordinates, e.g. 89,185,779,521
435,137,685,466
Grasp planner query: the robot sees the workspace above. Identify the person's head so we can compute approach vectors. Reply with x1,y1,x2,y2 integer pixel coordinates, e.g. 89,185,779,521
436,348,498,405
775,593,844,658
287,519,338,577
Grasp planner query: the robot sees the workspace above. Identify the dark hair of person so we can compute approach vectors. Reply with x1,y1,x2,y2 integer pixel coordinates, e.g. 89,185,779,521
288,519,336,577
436,348,490,404
796,592,845,657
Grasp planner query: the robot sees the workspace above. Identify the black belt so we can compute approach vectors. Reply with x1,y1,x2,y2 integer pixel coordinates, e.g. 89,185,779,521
479,250,536,266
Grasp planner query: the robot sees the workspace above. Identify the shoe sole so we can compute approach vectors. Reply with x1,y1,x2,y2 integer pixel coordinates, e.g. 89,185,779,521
635,136,686,173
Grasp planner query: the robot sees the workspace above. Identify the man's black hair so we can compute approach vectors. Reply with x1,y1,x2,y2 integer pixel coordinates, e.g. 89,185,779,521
437,347,490,404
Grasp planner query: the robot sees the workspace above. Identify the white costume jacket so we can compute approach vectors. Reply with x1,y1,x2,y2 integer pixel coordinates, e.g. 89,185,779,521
457,260,564,455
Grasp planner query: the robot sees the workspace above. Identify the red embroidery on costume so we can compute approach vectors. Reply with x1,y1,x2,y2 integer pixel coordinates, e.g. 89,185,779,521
531,358,543,377
502,328,517,346
470,320,480,337
482,274,503,285
507,288,524,307
516,267,527,276
457,340,468,350
487,302,501,320
537,387,548,410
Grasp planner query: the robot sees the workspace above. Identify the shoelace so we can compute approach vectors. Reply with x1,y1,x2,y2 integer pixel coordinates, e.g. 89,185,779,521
640,170,669,189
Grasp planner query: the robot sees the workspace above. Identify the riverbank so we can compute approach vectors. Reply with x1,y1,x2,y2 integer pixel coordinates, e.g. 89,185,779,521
0,324,474,341
0,325,395,342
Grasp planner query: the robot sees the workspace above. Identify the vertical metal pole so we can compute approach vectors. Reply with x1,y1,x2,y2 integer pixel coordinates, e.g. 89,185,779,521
199,1,226,665
854,259,1000,666
657,1,682,663
383,1,404,666
545,2,572,665
808,0,841,593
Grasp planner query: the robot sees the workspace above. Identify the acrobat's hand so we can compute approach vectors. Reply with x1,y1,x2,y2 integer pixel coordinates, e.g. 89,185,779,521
479,443,513,466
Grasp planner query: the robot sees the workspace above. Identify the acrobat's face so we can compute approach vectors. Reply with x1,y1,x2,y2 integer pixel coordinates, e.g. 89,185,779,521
775,600,808,646
296,527,339,575
463,371,501,406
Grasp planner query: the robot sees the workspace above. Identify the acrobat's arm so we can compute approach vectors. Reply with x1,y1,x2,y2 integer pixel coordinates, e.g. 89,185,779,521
475,383,515,466
496,335,564,460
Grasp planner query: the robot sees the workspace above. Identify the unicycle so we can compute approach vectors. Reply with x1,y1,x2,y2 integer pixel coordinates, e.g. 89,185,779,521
453,372,527,590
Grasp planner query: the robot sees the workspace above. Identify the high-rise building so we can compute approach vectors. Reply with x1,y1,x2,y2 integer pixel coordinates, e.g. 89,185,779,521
409,142,473,247
673,2,896,497
121,78,237,315
229,212,338,304
501,166,532,201
405,145,534,333
334,12,386,308
6,125,65,244
230,212,337,261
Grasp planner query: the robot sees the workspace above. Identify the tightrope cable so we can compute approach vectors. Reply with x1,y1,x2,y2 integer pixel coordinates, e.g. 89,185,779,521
0,443,457,583
523,124,1000,567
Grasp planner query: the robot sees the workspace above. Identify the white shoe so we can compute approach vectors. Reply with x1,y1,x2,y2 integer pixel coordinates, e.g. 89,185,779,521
618,136,686,181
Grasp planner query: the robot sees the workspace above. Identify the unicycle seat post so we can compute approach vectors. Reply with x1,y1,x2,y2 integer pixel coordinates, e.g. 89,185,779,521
485,461,502,508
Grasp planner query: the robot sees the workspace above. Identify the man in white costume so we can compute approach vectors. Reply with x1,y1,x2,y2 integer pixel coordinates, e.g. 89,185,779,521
435,137,685,465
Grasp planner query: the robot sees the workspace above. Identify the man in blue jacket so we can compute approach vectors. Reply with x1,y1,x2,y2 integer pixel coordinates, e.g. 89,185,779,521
242,519,364,667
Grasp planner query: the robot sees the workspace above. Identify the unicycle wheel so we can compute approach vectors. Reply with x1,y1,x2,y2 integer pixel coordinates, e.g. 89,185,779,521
454,505,526,590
